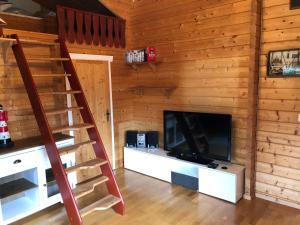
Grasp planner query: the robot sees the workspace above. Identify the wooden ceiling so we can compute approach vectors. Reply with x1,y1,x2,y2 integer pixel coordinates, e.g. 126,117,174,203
32,0,116,17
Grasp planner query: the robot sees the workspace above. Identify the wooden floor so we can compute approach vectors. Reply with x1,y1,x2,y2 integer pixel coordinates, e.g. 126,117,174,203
13,169,300,225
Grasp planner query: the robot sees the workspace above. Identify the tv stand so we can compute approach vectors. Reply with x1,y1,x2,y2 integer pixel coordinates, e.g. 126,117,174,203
124,147,245,203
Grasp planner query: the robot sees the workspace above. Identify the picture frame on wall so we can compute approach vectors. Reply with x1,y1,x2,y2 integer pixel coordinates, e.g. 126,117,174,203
290,0,300,9
267,49,300,77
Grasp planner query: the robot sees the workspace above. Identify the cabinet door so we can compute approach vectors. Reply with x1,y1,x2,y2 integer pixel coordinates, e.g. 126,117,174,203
198,169,236,203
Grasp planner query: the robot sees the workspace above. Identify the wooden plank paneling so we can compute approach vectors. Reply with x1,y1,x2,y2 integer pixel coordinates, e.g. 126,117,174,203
0,13,57,34
3,0,300,208
126,0,300,206
0,0,131,173
256,0,300,207
125,0,254,185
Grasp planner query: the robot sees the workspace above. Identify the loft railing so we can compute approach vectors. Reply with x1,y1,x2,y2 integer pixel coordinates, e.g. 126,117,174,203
57,5,125,48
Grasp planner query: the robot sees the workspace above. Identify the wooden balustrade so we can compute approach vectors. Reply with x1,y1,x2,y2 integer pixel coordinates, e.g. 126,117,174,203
57,5,125,48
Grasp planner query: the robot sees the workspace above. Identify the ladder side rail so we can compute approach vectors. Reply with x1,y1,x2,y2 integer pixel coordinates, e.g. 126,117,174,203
11,34,83,225
59,39,125,215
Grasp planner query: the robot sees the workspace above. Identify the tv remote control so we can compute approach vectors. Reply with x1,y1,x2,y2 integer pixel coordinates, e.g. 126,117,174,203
207,162,219,169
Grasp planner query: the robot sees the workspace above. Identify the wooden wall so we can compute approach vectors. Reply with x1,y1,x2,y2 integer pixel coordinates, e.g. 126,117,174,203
100,0,134,169
0,30,66,140
0,13,57,34
255,0,300,209
126,0,253,170
1,0,132,171
1,29,130,166
2,0,300,209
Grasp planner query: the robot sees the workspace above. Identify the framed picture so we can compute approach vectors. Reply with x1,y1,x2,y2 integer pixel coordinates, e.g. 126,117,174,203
290,0,300,9
267,49,300,77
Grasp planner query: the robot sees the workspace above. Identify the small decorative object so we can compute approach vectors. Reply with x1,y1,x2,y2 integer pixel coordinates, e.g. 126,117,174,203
290,0,300,9
125,49,145,63
145,47,156,62
0,105,14,148
267,49,300,77
125,47,156,63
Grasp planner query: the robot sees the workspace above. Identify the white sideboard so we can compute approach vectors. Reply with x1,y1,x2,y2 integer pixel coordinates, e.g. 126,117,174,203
124,147,245,203
0,134,76,225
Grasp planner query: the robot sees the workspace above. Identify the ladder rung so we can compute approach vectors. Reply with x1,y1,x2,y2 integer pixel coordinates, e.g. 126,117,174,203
80,195,122,218
66,158,108,174
73,176,109,200
27,57,69,62
32,73,71,77
52,123,94,133
58,140,96,156
39,90,82,96
45,106,84,116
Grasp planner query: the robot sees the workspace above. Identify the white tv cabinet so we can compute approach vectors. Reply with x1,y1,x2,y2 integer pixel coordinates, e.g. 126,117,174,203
0,134,76,225
124,147,245,203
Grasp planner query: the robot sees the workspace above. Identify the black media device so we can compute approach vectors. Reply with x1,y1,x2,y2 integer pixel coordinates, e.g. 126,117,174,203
146,131,159,149
164,111,232,165
137,132,146,148
126,130,159,149
207,162,219,169
126,130,138,147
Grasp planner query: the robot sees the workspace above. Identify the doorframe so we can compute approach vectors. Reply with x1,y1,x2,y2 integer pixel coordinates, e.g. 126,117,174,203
68,53,116,169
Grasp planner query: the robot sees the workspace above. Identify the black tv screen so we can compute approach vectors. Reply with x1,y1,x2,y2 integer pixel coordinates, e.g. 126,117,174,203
164,111,232,162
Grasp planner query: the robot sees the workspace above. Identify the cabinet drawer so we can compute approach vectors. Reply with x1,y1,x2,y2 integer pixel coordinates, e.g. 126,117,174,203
0,150,43,177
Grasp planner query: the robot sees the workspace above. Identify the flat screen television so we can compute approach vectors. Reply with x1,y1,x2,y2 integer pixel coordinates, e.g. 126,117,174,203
163,111,232,164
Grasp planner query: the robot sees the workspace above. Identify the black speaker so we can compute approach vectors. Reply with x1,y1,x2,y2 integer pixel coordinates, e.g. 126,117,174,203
125,130,138,147
146,131,159,149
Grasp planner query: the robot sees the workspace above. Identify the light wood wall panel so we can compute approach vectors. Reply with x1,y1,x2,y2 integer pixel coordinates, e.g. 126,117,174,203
126,0,253,167
3,0,300,208
1,0,132,171
0,32,66,140
256,0,300,208
0,13,57,34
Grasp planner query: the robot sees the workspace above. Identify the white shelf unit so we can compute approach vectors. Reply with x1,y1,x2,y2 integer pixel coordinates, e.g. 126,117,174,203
1,191,38,223
124,147,245,203
0,134,76,225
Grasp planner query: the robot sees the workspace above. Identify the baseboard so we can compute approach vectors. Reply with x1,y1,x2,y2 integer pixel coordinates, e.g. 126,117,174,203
255,192,300,210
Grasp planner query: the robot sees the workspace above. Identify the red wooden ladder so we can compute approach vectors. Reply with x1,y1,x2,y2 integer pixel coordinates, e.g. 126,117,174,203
11,34,124,225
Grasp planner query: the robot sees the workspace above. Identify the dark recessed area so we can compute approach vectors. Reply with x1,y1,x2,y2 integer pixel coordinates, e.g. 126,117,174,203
290,0,300,9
